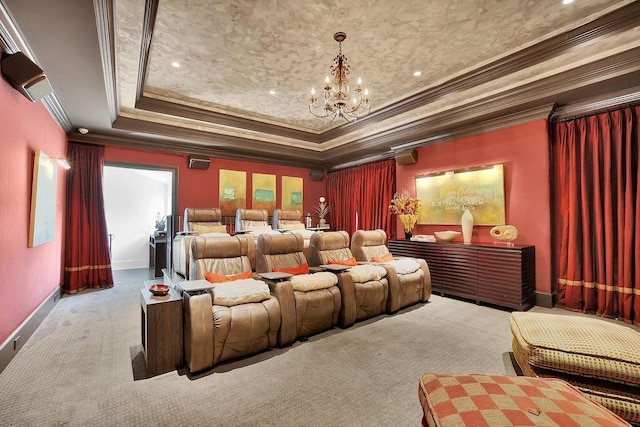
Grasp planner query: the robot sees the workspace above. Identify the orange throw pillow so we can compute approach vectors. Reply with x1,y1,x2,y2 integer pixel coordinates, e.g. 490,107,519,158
272,263,309,275
328,257,357,266
372,253,394,263
205,270,253,283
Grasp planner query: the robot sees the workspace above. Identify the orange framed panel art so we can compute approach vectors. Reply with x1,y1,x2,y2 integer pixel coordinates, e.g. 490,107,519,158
219,169,247,217
281,176,303,211
252,173,276,213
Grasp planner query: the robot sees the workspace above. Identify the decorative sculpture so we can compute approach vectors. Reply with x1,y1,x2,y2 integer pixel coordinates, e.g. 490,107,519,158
490,225,518,246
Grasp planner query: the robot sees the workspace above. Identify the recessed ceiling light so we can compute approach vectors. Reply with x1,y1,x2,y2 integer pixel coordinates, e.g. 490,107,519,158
413,71,422,77
171,62,180,68
269,89,276,95
562,0,574,4
78,127,89,135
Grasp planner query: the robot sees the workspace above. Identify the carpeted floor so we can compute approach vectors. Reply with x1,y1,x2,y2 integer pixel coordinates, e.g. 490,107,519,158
0,282,565,426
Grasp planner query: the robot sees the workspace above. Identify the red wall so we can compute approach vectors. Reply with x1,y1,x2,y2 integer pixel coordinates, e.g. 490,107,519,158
103,145,327,222
395,120,552,295
0,75,67,346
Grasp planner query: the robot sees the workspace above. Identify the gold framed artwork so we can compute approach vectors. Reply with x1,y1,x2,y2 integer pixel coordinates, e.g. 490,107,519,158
281,176,303,210
219,169,246,216
252,173,276,213
415,164,505,225
29,149,57,247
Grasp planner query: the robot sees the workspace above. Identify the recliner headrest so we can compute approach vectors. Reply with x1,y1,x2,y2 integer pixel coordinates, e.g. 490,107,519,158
310,231,350,251
351,229,387,247
191,235,250,260
258,233,304,255
185,207,222,223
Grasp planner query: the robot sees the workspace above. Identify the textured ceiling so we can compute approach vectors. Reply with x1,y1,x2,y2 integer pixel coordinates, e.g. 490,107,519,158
116,0,629,133
1,0,639,170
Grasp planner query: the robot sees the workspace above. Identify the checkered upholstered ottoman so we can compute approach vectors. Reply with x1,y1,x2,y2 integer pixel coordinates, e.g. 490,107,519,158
418,373,629,426
510,312,640,424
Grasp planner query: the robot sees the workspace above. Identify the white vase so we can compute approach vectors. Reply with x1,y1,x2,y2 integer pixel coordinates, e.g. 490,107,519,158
461,209,474,244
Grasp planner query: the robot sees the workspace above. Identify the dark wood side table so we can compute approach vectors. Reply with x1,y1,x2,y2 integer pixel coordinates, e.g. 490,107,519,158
149,234,166,277
140,287,183,377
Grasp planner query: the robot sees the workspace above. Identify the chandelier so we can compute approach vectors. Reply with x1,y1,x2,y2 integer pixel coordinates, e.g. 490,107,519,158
309,32,371,122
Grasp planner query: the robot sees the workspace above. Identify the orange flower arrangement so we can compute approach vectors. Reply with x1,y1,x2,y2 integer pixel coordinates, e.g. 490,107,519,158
389,189,420,215
389,189,421,233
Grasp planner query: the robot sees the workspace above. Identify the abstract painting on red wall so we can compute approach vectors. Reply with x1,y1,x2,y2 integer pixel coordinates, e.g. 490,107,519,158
415,164,505,225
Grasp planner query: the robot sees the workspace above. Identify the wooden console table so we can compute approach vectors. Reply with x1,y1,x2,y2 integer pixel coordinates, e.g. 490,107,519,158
388,239,535,310
149,234,166,277
140,286,183,377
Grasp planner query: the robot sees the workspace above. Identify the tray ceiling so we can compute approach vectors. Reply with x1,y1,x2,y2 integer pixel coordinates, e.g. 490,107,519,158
2,0,640,170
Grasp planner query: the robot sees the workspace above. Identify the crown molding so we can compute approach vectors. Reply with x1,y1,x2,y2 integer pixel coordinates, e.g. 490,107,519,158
94,0,117,123
96,43,640,171
136,96,321,143
109,116,328,169
551,87,640,121
136,0,158,102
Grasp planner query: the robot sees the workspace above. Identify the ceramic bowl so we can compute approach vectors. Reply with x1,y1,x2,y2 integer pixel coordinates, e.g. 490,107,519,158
149,284,170,296
434,231,462,242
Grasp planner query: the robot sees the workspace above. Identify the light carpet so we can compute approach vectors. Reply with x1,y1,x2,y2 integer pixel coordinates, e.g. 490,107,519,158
0,283,554,426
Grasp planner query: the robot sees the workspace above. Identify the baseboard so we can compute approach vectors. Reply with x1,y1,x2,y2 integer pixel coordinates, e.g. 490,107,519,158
535,292,556,308
0,285,61,374
111,259,148,270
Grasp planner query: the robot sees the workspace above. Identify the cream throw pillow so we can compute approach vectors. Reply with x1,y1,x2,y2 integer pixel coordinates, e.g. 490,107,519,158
212,279,271,307
349,264,387,282
290,272,338,292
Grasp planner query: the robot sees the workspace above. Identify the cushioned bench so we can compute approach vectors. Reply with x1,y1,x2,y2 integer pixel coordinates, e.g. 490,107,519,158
418,373,629,426
510,312,640,424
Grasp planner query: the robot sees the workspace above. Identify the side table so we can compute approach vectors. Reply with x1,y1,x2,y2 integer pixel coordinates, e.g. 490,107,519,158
140,287,183,377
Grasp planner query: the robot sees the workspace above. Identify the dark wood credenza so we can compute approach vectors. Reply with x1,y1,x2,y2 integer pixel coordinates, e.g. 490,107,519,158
388,239,535,311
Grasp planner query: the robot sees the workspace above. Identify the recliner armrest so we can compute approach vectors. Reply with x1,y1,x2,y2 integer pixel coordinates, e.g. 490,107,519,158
264,279,296,347
183,292,214,373
416,258,431,302
335,272,356,328
380,265,401,313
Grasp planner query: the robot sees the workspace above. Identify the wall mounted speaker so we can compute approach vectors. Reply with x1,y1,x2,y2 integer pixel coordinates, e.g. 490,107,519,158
188,155,210,170
1,52,53,102
394,149,418,165
309,169,325,181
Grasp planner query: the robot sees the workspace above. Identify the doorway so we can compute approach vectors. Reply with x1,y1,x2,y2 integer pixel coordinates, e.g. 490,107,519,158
103,164,177,272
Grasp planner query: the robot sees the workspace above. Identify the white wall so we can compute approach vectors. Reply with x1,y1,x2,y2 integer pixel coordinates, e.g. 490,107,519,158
103,167,172,270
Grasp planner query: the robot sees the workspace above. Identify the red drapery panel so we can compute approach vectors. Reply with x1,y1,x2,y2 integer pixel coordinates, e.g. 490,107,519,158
64,142,113,293
553,106,640,325
327,160,395,238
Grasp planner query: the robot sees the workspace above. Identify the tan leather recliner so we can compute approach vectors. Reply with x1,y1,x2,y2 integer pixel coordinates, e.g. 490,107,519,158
183,235,281,373
173,208,228,278
256,233,341,346
351,229,431,312
308,231,389,327
272,209,315,260
235,208,280,268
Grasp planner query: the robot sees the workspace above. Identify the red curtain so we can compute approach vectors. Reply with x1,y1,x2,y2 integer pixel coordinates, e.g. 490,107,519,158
64,142,113,293
327,160,396,238
553,106,640,325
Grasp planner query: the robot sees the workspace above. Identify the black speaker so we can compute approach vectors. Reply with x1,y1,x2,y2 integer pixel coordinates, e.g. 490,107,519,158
395,149,418,165
1,52,53,101
309,169,325,181
188,155,210,170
